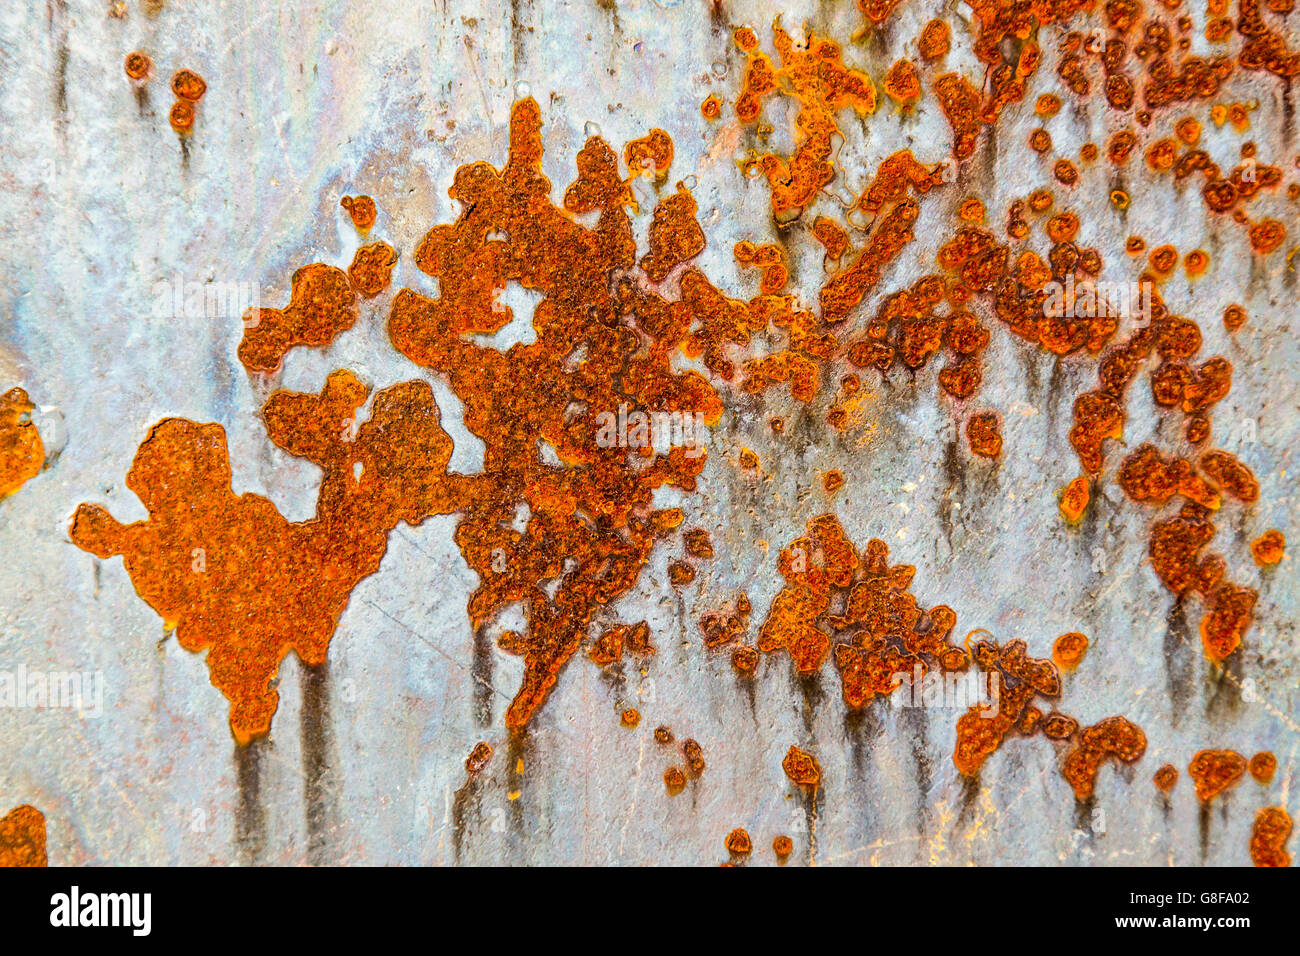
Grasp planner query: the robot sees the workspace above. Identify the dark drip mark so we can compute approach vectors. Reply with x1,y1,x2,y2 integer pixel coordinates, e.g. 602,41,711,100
300,660,334,865
134,87,149,116
1164,597,1193,727
505,732,529,858
450,776,479,863
472,624,493,726
709,0,726,31
1198,802,1211,861
1282,80,1294,140
737,669,758,720
901,705,932,838
842,707,878,782
1074,796,1096,847
179,136,191,171
233,739,266,865
1046,354,1066,439
955,773,980,835
596,659,627,701
510,0,526,75
1017,344,1043,409
52,0,69,120
800,784,822,865
1205,654,1243,720
939,435,965,554
796,670,824,734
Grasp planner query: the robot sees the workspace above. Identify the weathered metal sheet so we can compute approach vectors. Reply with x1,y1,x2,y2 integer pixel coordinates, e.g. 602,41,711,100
0,0,1296,866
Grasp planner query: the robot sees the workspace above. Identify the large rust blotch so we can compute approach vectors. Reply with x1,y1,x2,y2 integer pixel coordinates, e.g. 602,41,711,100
69,370,455,743
388,98,722,731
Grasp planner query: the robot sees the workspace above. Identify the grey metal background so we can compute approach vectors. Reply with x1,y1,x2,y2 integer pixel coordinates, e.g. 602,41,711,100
0,0,1295,865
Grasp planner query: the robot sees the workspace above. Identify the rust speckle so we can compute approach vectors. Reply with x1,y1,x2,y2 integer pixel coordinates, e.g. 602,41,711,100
1052,632,1089,672
124,51,152,83
1249,751,1277,783
1251,529,1285,566
724,827,753,854
782,745,822,790
171,68,207,101
465,741,493,775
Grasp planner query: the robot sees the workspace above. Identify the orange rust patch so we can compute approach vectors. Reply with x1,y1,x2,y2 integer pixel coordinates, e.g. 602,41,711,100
966,411,1002,458
124,51,152,82
348,242,398,298
1188,749,1247,802
70,371,457,743
782,745,822,790
1251,530,1285,566
682,738,706,776
1250,807,1292,867
1059,475,1090,524
1061,716,1147,799
238,263,358,372
725,828,753,854
0,388,44,498
0,805,47,867
340,195,377,231
168,100,195,134
1154,763,1179,792
884,59,922,105
171,69,206,101
663,766,686,794
1249,751,1277,783
918,19,951,60
1052,632,1089,672
729,22,876,224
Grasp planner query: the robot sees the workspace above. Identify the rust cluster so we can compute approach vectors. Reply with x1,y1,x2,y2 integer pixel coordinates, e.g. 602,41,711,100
957,634,1145,799
77,100,729,742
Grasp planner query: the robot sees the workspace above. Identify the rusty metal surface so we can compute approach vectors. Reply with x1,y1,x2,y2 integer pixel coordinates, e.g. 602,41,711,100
0,0,1296,865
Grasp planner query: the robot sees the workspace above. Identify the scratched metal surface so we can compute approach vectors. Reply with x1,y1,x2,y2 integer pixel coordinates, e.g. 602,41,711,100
0,0,1296,866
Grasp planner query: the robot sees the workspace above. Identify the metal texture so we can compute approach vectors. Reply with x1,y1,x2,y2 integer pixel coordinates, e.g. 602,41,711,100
0,0,1296,865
